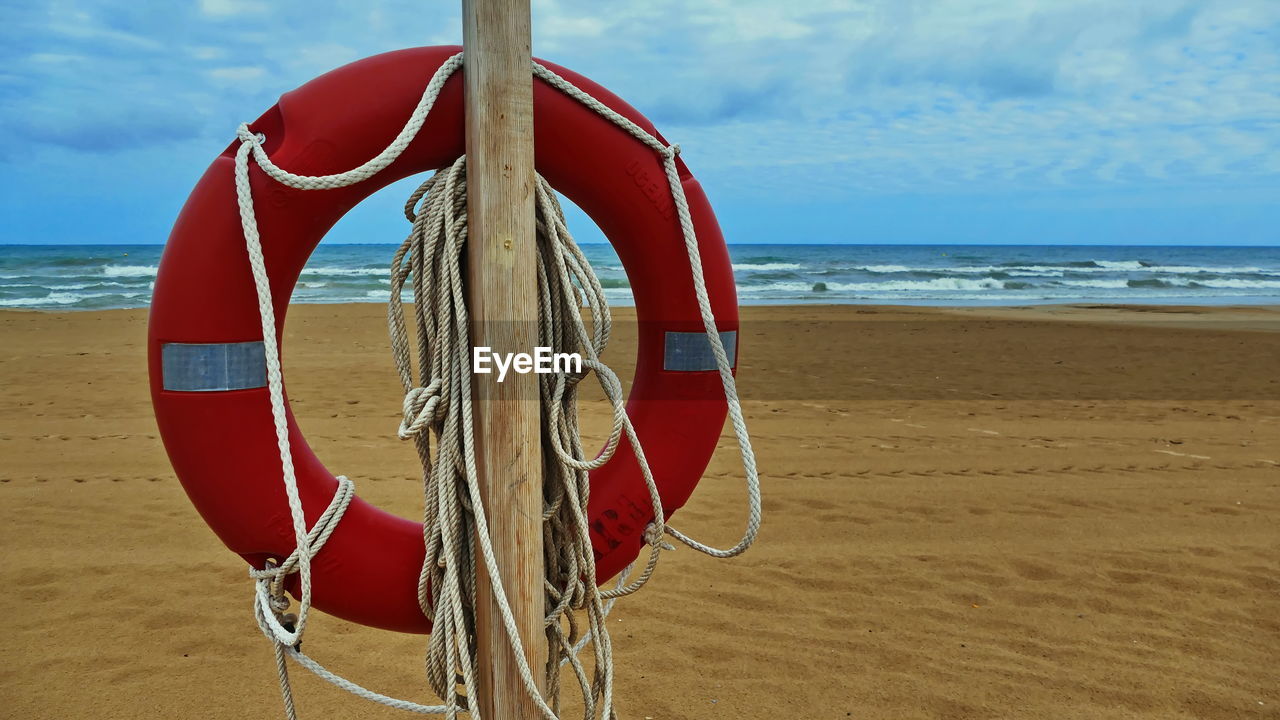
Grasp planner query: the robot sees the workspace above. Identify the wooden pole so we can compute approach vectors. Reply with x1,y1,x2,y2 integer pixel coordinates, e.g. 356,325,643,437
461,0,545,718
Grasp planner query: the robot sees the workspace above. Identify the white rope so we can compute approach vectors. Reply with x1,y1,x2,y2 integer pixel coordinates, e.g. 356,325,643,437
389,157,627,718
531,61,762,559
230,52,761,719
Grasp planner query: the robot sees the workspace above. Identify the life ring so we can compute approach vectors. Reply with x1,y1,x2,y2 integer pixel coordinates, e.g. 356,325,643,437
148,45,738,634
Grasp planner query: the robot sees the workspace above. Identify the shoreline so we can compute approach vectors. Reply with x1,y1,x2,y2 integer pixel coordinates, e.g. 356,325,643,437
4,299,1280,315
5,243,1279,311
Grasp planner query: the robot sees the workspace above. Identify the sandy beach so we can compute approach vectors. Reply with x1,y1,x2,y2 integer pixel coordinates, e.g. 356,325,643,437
2,302,1278,719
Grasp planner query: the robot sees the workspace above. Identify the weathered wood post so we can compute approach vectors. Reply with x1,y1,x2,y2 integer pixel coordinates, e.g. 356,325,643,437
461,0,546,717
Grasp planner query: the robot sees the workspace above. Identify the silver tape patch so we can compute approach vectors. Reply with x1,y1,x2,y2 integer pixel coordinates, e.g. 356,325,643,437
161,341,267,392
663,331,737,372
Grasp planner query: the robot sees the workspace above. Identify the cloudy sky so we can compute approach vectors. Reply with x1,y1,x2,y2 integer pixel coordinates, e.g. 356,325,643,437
2,0,1277,245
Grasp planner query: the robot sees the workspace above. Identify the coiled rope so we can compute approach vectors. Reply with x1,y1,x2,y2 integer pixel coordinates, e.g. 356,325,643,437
231,52,761,719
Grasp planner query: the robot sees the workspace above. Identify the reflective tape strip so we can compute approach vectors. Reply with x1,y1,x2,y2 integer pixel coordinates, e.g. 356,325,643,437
161,341,268,392
663,330,737,372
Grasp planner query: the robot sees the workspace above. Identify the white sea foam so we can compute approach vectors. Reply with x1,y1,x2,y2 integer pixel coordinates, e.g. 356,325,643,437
1145,265,1278,276
844,278,1005,292
45,281,133,290
851,264,1064,277
731,263,803,271
0,292,133,307
1057,279,1131,289
1191,278,1280,289
739,282,813,293
946,266,1064,277
743,277,1006,294
844,262,1280,278
1093,260,1147,270
1001,269,1066,277
102,265,159,278
858,264,915,273
303,267,387,276
0,293,84,306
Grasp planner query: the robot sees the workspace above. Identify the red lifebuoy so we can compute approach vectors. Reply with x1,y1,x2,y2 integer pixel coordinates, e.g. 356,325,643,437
148,46,738,634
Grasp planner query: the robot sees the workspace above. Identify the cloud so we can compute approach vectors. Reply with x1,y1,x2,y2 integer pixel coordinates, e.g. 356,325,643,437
45,20,162,50
0,0,1278,241
10,103,204,152
206,65,267,84
279,44,360,77
615,0,1280,202
198,0,266,19
539,15,607,42
28,52,85,64
188,46,226,60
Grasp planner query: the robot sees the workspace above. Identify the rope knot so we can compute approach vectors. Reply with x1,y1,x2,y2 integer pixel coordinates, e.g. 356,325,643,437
399,379,444,440
661,144,681,160
645,520,665,543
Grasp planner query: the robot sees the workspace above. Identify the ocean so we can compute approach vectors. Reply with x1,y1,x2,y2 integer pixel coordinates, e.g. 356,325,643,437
2,243,1278,311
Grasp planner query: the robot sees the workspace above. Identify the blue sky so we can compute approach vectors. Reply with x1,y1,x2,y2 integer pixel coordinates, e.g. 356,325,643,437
1,0,1277,246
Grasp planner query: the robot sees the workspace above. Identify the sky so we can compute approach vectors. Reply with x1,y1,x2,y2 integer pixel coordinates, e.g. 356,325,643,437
1,0,1278,246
